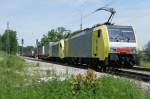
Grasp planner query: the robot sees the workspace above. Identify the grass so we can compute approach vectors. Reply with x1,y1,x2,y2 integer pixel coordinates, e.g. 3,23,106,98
0,51,26,99
141,60,150,68
0,51,150,99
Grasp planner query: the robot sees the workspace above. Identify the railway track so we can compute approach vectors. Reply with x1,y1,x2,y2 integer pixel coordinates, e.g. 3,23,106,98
112,68,150,82
23,57,150,82
131,66,150,72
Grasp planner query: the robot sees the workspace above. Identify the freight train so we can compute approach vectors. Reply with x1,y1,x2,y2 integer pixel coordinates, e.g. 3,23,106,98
26,8,140,68
31,24,139,68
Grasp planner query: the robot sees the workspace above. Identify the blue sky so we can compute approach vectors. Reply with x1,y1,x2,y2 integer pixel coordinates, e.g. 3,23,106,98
0,0,150,48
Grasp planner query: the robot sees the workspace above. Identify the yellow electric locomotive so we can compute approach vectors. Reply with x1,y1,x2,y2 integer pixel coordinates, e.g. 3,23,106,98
64,24,139,67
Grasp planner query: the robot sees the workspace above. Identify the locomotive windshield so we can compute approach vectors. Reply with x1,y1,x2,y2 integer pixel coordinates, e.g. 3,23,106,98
108,26,136,42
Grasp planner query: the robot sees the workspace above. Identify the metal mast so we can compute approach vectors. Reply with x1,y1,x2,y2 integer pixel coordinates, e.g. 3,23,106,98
21,38,24,56
80,14,83,30
6,22,10,54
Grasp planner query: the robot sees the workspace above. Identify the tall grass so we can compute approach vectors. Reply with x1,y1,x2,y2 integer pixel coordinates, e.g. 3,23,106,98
0,51,26,98
0,51,149,99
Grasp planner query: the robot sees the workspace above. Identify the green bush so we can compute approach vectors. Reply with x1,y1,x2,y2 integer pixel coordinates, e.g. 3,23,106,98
70,70,150,99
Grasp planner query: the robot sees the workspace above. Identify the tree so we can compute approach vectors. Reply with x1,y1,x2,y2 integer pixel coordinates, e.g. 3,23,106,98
41,34,49,45
40,27,70,46
57,27,66,34
1,30,18,54
56,27,72,39
23,46,34,55
47,29,59,42
143,41,150,61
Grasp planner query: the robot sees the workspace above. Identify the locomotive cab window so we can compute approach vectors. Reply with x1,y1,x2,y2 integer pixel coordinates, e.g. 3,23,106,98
108,26,136,42
98,30,101,38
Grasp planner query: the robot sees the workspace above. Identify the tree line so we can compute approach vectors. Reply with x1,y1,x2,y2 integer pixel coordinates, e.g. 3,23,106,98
0,29,18,54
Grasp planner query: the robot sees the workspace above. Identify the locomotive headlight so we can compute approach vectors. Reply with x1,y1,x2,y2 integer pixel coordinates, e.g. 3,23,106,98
110,48,116,53
131,48,137,54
